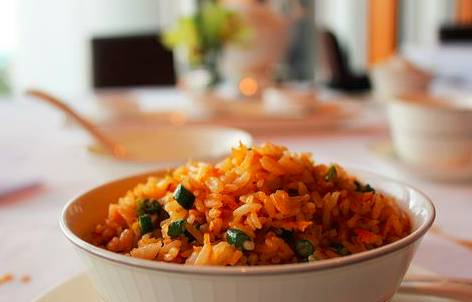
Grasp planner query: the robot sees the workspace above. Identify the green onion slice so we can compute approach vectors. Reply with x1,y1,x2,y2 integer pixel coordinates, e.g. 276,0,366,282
174,184,195,210
168,219,187,238
138,214,154,234
330,242,350,256
226,228,253,250
295,239,314,258
137,199,161,216
354,180,375,193
325,165,337,182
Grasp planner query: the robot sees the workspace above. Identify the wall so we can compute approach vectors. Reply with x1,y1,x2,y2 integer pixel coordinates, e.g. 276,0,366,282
9,0,459,96
0,0,18,95
314,0,368,72
399,0,455,48
11,0,184,97
315,0,457,71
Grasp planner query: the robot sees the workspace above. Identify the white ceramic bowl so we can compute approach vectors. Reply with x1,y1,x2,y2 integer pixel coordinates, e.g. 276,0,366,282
60,170,435,302
371,57,433,98
387,98,472,180
85,126,253,179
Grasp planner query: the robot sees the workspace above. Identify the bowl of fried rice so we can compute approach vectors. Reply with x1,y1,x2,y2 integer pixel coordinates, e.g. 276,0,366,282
61,143,435,302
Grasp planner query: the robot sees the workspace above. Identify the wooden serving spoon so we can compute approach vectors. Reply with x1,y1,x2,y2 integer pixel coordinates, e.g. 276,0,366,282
26,89,128,159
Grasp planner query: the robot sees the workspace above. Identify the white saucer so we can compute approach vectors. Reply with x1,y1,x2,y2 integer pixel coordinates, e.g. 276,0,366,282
34,266,459,302
112,100,361,135
369,140,472,182
34,273,102,302
85,125,253,180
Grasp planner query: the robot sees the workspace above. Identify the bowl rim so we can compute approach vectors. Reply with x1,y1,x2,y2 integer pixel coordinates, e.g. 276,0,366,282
85,125,253,164
60,168,435,276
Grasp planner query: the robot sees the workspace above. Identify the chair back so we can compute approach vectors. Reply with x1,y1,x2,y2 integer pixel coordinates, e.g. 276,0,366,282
91,33,176,88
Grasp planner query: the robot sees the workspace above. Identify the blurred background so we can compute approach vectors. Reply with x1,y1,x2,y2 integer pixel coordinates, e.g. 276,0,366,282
0,0,471,98
1,2,472,300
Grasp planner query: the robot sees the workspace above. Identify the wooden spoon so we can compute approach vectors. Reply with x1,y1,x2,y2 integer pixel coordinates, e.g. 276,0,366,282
26,89,128,159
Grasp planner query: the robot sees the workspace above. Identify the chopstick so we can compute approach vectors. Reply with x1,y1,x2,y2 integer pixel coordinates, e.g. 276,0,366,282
430,226,472,251
0,181,43,203
400,276,472,301
404,275,472,286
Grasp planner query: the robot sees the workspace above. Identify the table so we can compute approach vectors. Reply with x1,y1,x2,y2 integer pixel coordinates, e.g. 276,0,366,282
1,90,471,302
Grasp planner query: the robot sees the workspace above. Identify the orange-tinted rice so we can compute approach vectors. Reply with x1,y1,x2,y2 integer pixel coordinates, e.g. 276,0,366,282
91,143,411,265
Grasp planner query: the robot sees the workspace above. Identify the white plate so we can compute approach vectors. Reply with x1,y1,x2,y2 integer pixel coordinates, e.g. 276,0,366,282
34,267,460,302
85,125,253,180
89,125,253,163
369,140,472,182
102,100,361,135
182,101,360,134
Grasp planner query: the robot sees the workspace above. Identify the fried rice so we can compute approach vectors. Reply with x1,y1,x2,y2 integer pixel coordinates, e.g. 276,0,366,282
90,143,411,265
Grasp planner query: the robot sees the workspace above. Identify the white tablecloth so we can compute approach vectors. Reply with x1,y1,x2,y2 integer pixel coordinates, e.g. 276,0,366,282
1,91,472,302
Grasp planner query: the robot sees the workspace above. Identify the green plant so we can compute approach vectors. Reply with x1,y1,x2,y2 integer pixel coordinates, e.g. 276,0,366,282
162,1,250,66
0,55,11,96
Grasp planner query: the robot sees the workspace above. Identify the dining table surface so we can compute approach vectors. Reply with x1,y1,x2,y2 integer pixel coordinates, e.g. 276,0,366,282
1,87,471,302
